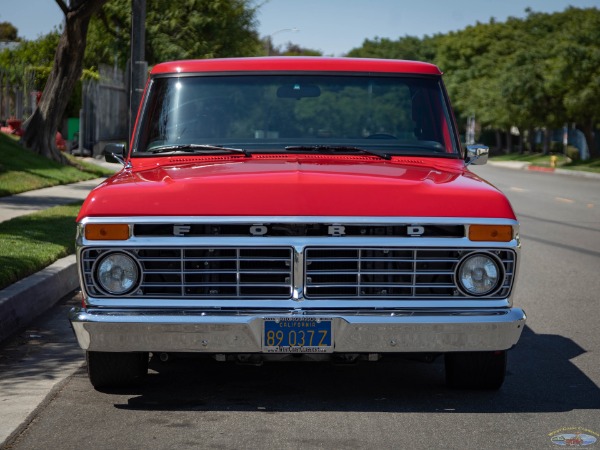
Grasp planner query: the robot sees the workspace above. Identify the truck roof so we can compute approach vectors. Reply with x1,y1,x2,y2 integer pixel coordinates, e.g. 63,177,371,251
151,57,442,76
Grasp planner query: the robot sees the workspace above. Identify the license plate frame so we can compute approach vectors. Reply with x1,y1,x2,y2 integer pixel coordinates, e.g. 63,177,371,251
262,317,333,353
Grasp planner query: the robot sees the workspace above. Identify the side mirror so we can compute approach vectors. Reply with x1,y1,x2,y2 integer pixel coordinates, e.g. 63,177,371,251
104,143,127,165
465,144,489,166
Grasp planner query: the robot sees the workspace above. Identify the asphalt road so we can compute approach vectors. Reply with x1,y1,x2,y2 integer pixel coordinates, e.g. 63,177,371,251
1,165,599,450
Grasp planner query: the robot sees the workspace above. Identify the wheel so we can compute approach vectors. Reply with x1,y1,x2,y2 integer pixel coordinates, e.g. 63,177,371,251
444,351,507,390
86,351,149,389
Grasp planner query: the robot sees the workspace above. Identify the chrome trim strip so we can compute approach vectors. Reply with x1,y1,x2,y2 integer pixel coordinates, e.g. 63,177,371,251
80,298,513,308
79,216,519,226
69,306,526,353
78,236,519,248
292,244,304,301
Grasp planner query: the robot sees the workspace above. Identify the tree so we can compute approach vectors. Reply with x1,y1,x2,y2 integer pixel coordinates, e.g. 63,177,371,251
0,22,19,42
84,0,261,70
346,8,600,156
0,31,61,90
0,22,19,41
347,35,436,62
21,0,108,163
551,7,600,157
266,41,322,57
146,0,260,61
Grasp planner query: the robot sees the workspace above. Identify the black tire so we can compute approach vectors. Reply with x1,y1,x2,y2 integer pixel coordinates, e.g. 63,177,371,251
86,351,149,389
445,351,507,390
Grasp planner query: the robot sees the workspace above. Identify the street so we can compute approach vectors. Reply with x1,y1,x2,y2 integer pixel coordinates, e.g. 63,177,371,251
2,164,599,449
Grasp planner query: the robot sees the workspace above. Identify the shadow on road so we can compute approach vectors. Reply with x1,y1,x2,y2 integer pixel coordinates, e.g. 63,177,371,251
105,326,599,414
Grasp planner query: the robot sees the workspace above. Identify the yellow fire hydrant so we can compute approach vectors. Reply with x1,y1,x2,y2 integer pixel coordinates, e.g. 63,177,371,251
550,155,557,168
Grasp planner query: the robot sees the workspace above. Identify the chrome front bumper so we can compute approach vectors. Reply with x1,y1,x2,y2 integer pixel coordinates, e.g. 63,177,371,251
69,307,526,353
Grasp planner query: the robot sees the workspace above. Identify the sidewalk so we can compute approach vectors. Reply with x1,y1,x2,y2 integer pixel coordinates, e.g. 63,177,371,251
0,157,117,221
0,157,119,343
0,178,105,222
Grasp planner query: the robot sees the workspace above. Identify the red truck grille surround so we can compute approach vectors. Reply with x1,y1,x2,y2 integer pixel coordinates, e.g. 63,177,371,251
81,247,516,300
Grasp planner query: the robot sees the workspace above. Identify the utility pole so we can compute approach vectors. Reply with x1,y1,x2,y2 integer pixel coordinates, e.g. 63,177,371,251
129,0,147,143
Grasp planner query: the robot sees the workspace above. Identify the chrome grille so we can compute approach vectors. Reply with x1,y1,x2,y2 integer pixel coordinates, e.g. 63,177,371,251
82,247,293,298
81,246,515,300
304,248,515,299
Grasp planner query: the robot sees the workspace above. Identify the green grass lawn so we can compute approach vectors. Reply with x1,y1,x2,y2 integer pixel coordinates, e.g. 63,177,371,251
562,158,600,173
490,152,600,173
0,202,81,290
0,133,114,197
0,134,112,289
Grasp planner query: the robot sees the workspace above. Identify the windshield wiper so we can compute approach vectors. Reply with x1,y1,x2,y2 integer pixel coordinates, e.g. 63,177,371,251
147,144,250,157
284,145,391,160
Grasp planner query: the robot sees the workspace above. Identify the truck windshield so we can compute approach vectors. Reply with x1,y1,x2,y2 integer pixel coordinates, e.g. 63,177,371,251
134,74,459,157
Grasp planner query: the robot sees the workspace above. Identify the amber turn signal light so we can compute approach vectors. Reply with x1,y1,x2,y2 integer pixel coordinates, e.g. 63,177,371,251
85,224,130,240
469,225,513,242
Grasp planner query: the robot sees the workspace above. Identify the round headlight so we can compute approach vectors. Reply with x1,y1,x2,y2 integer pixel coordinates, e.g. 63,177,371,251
456,252,503,296
95,252,140,295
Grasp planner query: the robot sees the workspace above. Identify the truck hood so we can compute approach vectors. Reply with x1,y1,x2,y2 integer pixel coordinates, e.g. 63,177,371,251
77,156,516,220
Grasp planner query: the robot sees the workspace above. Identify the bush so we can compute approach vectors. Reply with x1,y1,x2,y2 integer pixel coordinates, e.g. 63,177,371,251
566,145,580,161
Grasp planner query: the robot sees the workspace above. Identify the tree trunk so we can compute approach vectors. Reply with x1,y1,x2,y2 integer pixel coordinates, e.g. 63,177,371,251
495,130,502,152
542,128,550,155
581,120,598,159
505,130,512,154
517,130,524,154
527,128,536,153
21,0,107,164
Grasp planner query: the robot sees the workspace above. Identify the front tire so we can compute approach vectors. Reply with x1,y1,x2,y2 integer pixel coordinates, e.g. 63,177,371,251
445,351,507,390
86,351,149,389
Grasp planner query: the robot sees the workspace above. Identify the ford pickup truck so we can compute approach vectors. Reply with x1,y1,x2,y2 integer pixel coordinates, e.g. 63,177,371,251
69,57,526,390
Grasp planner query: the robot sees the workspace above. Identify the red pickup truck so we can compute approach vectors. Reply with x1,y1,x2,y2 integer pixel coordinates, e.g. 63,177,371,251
69,57,525,390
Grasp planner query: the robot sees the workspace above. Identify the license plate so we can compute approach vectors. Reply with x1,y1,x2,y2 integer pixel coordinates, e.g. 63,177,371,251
263,318,333,353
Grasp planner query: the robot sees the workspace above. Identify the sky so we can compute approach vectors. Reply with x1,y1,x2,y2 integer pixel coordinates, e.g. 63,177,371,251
1,0,599,56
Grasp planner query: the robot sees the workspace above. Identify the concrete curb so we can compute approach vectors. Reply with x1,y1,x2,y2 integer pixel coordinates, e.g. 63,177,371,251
0,255,78,343
552,167,600,179
487,161,531,171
